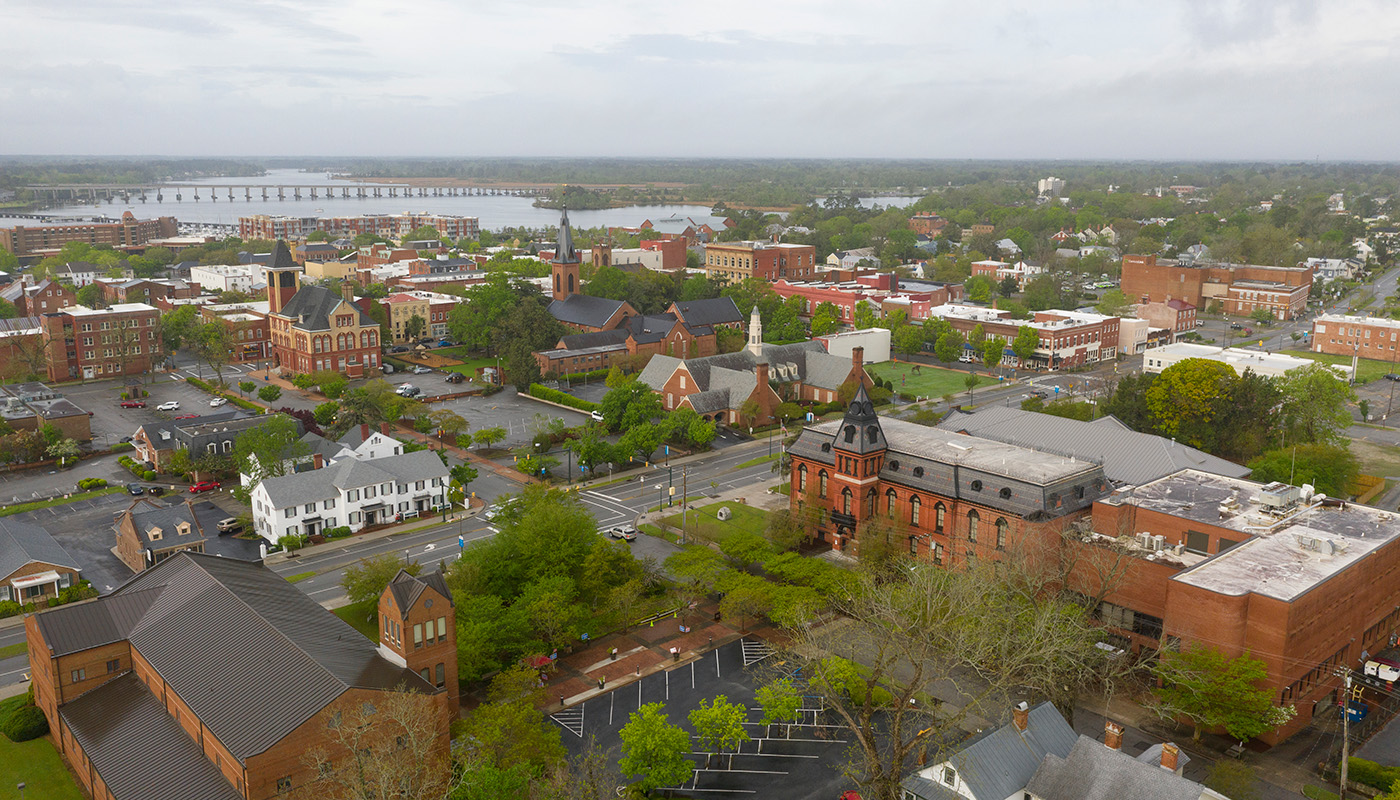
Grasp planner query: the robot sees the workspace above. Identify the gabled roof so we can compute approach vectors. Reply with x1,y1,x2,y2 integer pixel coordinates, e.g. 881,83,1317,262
548,293,629,328
902,701,1077,800
258,449,447,509
1026,735,1214,800
274,284,373,332
386,568,454,617
0,517,80,578
122,499,206,549
670,297,743,328
934,406,1250,485
35,552,432,762
60,673,241,800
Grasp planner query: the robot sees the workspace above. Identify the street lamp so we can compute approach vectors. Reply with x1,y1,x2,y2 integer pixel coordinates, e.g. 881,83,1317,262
654,483,663,513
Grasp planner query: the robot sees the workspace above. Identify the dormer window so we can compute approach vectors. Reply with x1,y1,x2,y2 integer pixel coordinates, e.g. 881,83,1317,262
147,527,163,541
942,766,956,786
176,522,192,537
844,425,856,444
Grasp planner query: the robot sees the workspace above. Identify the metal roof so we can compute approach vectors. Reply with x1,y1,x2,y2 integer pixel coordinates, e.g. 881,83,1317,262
0,517,80,579
902,701,1077,800
1026,735,1215,800
36,552,432,762
60,673,242,800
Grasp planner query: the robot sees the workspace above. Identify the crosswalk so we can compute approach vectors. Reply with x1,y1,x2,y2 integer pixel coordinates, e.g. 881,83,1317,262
551,705,584,738
741,639,775,667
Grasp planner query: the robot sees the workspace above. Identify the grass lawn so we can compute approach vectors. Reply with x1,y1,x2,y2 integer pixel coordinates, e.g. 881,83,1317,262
439,356,496,377
735,453,780,470
1303,786,1340,800
867,361,998,400
0,702,85,800
0,486,122,518
286,571,315,583
1282,349,1397,383
661,499,770,543
1351,440,1400,481
639,523,678,544
333,600,379,642
0,641,26,658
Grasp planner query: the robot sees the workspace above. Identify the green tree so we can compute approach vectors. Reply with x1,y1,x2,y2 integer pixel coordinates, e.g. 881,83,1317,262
810,301,843,336
232,413,305,492
46,437,80,468
1153,645,1296,742
998,275,1018,298
238,380,256,397
853,303,878,330
755,678,804,737
618,703,694,795
400,225,442,245
1094,288,1133,317
75,283,106,309
1204,760,1262,800
1023,274,1062,311
0,298,16,320
892,325,924,360
981,335,1006,369
1247,443,1359,497
600,380,663,432
965,274,996,303
689,695,751,769
1102,372,1156,432
1010,325,1040,364
191,322,236,385
258,385,282,403
159,304,199,354
1249,307,1276,325
619,422,664,464
1278,363,1356,445
457,665,567,774
1145,358,1238,450
473,426,507,450
313,400,340,427
341,553,422,605
404,313,427,342
688,417,717,449
933,330,965,363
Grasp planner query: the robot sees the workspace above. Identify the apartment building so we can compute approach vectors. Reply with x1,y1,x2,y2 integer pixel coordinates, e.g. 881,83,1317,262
40,303,163,381
1311,313,1400,360
1135,298,1197,341
382,292,431,344
189,264,259,294
239,213,479,242
0,212,178,259
1122,254,1312,320
703,241,817,283
926,304,1121,370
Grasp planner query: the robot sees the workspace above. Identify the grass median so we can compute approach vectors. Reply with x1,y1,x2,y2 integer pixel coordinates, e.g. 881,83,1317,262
0,486,122,518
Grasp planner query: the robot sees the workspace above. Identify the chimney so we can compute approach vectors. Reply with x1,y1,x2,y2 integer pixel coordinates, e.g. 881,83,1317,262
360,423,370,442
341,279,355,303
756,361,770,387
1104,721,1123,751
1160,742,1180,773
1011,701,1029,732
380,422,392,435
313,453,323,470
852,346,864,369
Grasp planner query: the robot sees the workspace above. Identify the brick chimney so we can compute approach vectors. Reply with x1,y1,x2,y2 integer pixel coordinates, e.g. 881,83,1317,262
1160,742,1180,773
1104,721,1123,751
380,422,393,435
312,453,323,470
756,361,770,386
852,346,864,369
1011,701,1029,732
360,423,370,441
341,279,355,303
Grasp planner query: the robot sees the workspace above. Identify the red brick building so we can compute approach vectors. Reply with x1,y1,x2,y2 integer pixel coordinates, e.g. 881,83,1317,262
0,277,74,316
1122,254,1313,320
772,277,961,326
0,518,82,605
534,297,743,375
786,387,1106,556
928,304,1119,370
0,212,177,259
1310,313,1400,359
908,213,948,237
41,303,163,381
24,552,453,800
1135,298,1197,341
266,243,381,378
703,240,818,283
378,569,459,716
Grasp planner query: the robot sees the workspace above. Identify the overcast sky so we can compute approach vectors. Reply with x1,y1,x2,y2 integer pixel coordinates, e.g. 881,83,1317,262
3,0,1398,159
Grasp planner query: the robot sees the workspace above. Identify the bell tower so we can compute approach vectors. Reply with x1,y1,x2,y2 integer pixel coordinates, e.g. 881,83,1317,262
266,240,303,314
551,206,580,302
377,568,459,715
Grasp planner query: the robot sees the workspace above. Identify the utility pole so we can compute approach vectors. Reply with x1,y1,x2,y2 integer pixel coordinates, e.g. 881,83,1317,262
1338,666,1352,800
681,467,688,545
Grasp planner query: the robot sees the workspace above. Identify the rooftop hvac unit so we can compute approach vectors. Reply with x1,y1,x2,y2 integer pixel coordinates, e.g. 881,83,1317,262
1258,482,1300,510
1152,535,1166,552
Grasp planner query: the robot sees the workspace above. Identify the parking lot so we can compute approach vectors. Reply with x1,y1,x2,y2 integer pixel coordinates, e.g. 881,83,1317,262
431,388,592,450
554,638,854,799
56,374,255,447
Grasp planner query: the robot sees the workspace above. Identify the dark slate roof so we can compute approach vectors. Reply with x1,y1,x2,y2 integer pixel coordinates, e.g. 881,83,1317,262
270,240,299,269
276,284,373,332
902,702,1077,800
386,569,454,617
934,406,1251,485
35,552,433,762
0,517,80,579
1025,735,1209,800
123,499,207,549
670,297,743,327
548,293,628,328
554,207,579,264
558,328,630,350
625,314,683,345
60,673,241,800
834,384,884,455
636,340,835,394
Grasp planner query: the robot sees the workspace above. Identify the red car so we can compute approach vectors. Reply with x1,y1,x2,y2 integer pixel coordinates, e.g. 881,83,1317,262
119,400,147,408
189,480,222,494
173,414,199,420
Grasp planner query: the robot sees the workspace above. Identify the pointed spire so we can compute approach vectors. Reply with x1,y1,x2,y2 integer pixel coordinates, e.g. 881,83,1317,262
747,306,764,356
270,240,298,269
834,382,884,455
555,205,577,264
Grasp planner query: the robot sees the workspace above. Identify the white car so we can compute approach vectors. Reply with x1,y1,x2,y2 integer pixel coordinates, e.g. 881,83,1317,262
413,365,433,374
209,397,228,407
156,401,180,411
590,410,605,423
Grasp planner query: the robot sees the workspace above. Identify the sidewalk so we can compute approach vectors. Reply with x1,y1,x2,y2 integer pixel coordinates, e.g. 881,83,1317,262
263,499,483,566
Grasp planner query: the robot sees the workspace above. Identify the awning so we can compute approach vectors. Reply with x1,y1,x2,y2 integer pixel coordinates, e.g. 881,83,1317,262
360,502,388,511
11,570,60,590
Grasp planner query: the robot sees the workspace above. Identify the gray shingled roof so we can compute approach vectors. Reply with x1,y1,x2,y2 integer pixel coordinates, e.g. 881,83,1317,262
386,568,454,617
671,297,743,327
902,701,1077,800
547,293,628,328
0,518,80,579
259,449,447,509
1025,735,1213,800
276,284,373,332
558,328,630,350
935,406,1251,485
60,673,242,800
37,552,432,763
123,499,207,548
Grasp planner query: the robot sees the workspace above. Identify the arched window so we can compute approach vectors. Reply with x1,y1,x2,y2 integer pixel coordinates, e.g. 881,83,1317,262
866,488,877,517
568,274,576,293
967,510,980,542
841,488,852,516
798,464,807,493
554,273,560,293
886,489,897,517
934,502,945,532
910,496,921,526
819,470,828,498
996,518,1009,550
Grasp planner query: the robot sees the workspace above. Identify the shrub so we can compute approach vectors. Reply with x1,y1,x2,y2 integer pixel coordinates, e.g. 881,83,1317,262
324,526,352,539
46,597,59,607
481,383,503,396
143,470,157,481
228,396,263,413
76,478,108,491
111,441,133,452
186,376,214,393
278,534,304,551
1,703,49,742
527,383,599,412
58,580,98,604
1347,758,1400,792
258,385,283,403
0,600,20,619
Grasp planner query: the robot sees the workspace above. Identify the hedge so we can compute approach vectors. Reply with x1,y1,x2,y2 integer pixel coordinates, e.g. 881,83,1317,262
185,376,215,392
118,455,145,477
111,441,133,452
76,478,108,491
528,383,600,412
1347,758,1400,792
227,395,263,413
1,703,48,742
556,368,611,383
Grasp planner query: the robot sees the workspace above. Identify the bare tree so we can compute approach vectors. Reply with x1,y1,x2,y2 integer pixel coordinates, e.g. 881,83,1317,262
294,686,454,800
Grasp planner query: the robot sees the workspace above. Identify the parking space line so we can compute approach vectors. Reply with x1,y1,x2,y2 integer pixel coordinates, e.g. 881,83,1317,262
550,705,584,738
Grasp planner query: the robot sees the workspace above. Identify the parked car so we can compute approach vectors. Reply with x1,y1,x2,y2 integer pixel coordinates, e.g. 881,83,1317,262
216,517,242,535
174,414,199,420
119,400,147,409
119,436,133,443
189,480,222,494
209,397,228,407
445,372,465,384
1229,322,1244,330
127,484,145,496
1385,373,1400,382
148,486,164,496
395,383,420,397
1028,389,1049,399
389,346,410,353
413,365,433,374
1243,327,1253,335
437,340,454,348
608,526,638,541
156,401,180,411
590,410,605,423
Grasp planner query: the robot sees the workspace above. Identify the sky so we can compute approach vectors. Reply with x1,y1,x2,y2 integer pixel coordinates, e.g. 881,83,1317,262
3,0,1399,160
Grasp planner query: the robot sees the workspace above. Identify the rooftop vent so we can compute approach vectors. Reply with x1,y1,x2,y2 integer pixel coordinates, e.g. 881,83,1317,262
1258,482,1300,511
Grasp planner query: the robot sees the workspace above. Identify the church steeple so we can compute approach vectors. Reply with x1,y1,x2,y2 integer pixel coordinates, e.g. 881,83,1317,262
551,206,580,302
746,305,763,356
834,383,884,456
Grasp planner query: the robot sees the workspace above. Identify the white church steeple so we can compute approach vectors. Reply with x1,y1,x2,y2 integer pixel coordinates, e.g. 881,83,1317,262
747,306,763,356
